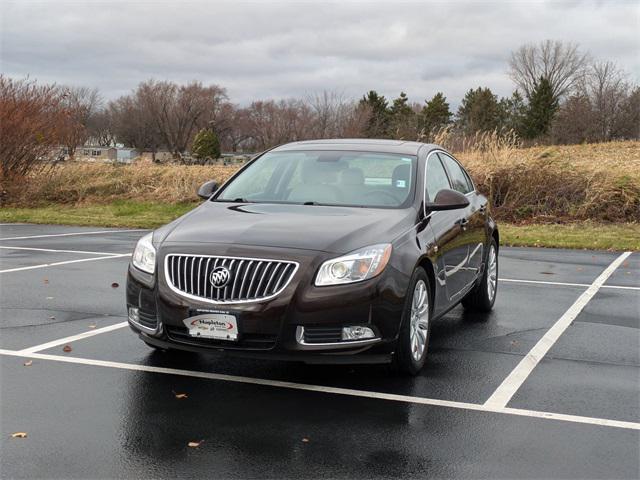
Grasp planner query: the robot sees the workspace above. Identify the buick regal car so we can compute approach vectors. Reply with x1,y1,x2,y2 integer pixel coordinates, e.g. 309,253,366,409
126,139,498,374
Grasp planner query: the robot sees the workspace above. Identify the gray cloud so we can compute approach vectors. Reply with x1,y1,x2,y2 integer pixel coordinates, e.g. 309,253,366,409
1,0,638,107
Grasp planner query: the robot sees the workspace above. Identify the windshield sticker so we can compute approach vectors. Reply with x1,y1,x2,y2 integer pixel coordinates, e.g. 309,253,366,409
396,180,406,188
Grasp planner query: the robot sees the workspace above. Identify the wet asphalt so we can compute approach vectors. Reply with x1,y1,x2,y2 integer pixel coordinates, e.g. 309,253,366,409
0,224,638,479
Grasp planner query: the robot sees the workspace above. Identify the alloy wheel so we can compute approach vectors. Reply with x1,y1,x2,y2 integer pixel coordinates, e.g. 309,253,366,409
487,244,497,302
410,279,429,362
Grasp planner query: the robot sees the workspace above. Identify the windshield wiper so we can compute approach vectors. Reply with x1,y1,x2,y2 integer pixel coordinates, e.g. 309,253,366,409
302,201,322,206
214,197,251,203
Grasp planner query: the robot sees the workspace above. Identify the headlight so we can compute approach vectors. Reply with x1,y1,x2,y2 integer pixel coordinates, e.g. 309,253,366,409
315,244,392,286
132,232,156,274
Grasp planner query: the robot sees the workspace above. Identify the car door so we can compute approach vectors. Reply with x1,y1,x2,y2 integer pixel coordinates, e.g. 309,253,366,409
424,152,470,303
438,153,485,288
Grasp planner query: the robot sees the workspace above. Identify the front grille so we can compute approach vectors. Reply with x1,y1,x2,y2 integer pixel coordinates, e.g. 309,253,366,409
166,326,277,350
303,326,343,344
165,254,298,303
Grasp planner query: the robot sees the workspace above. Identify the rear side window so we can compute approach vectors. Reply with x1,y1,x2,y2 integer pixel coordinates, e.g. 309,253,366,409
438,153,473,194
425,154,451,202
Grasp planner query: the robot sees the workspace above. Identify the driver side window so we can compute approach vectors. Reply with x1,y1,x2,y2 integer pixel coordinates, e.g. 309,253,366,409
425,154,451,202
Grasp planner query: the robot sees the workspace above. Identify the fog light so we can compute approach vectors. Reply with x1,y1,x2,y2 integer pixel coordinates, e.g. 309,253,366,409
341,326,375,341
128,307,139,322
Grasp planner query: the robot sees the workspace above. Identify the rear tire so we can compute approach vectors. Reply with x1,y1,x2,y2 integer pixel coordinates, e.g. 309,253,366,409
462,239,498,312
392,268,432,376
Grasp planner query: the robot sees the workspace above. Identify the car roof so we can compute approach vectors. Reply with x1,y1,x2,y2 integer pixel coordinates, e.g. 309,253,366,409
271,139,440,156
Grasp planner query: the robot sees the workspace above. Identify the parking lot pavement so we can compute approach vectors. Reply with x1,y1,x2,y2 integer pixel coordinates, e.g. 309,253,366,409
0,224,638,479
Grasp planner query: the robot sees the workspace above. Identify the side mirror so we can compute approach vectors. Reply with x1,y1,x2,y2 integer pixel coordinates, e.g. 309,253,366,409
197,180,218,200
426,189,470,211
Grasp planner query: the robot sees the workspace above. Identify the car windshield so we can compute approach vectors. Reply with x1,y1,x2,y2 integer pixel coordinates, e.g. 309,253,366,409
215,150,417,208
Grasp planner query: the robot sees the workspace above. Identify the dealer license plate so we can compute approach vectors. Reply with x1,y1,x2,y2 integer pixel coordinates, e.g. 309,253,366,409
183,314,238,341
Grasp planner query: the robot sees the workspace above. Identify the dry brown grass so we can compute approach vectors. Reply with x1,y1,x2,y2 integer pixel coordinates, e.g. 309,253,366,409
3,139,639,223
452,135,640,222
4,162,238,205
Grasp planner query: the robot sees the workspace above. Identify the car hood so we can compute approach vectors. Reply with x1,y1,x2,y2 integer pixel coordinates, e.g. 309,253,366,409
159,201,417,254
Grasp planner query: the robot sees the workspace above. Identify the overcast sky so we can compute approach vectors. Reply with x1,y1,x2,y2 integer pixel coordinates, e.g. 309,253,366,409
2,0,638,107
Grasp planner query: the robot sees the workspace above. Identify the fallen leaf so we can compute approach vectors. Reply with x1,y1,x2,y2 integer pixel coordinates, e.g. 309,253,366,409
43,279,49,284
188,440,203,448
172,391,188,399
11,432,27,438
111,282,119,288
302,438,310,443
62,345,72,352
23,360,33,366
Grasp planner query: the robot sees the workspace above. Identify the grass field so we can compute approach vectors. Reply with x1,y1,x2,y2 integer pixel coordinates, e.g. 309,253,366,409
2,140,638,250
1,200,638,251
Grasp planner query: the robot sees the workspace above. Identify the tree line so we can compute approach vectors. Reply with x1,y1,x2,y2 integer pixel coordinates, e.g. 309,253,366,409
1,40,638,177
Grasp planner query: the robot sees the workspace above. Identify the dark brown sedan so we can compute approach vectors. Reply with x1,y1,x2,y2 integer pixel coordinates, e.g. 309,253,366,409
126,139,499,374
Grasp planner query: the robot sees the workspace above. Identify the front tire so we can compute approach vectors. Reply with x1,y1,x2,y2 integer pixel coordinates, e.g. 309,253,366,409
462,239,498,312
392,268,432,376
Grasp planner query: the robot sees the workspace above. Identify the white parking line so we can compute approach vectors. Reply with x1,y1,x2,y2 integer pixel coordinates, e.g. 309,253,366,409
501,278,640,291
0,229,146,241
0,245,126,256
0,348,637,431
0,253,131,273
485,251,633,409
16,322,129,354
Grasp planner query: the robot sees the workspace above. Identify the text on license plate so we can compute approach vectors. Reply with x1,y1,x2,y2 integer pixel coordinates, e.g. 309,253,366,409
183,314,238,341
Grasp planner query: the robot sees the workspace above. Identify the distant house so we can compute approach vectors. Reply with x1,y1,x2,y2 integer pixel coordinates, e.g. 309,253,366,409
75,146,139,163
116,148,139,163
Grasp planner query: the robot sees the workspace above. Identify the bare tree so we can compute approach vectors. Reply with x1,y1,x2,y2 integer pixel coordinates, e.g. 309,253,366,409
245,99,313,150
582,61,629,141
137,80,227,158
58,86,102,157
508,40,589,101
612,86,640,139
551,93,597,144
0,76,66,179
87,108,116,147
108,94,162,161
217,103,252,152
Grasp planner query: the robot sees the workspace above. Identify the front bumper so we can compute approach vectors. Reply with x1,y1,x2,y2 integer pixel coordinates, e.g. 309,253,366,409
126,245,410,364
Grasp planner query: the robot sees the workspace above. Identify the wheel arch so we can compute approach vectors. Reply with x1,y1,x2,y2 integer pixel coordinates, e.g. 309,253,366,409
417,255,437,314
491,225,500,252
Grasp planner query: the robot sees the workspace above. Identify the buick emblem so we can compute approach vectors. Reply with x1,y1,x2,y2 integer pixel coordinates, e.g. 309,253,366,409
209,266,231,288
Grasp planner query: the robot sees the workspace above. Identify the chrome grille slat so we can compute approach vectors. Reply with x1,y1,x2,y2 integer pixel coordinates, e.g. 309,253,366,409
273,264,291,292
222,259,236,300
203,258,211,299
165,254,297,304
263,263,282,295
238,260,254,299
182,256,187,293
230,260,245,300
246,261,263,298
196,257,203,297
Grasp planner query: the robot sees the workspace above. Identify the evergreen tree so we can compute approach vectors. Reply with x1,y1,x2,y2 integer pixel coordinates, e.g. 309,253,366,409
523,77,559,139
389,92,416,139
455,87,502,134
359,90,390,138
499,90,528,137
419,92,452,137
192,128,221,162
